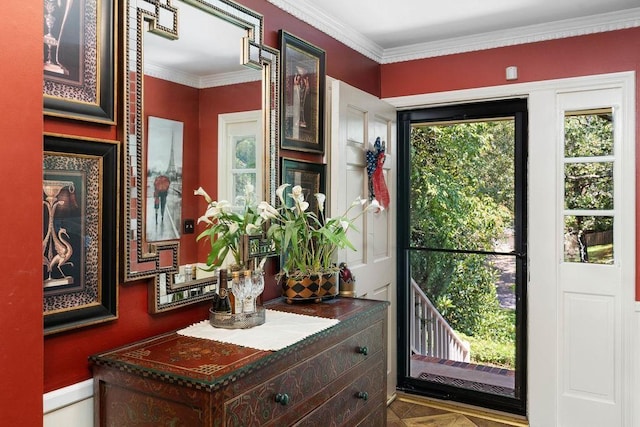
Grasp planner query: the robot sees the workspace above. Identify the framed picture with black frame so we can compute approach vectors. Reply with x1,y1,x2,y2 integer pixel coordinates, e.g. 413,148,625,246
43,0,116,124
281,158,326,216
279,30,326,154
43,133,119,335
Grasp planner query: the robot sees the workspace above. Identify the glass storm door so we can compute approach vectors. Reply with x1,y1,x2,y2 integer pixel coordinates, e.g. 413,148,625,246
397,99,528,415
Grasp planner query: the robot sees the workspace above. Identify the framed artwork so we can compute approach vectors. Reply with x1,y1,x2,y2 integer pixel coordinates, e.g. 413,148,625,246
281,158,326,216
43,0,116,124
279,30,326,154
43,133,119,335
145,116,184,243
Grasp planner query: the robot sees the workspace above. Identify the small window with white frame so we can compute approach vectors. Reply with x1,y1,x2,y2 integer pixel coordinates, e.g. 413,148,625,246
218,110,263,205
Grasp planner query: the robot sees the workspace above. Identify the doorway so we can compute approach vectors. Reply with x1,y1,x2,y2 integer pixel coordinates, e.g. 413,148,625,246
396,99,528,415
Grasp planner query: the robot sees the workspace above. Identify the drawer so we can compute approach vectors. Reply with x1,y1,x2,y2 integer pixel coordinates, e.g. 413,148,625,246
355,402,386,427
293,358,386,427
223,319,384,426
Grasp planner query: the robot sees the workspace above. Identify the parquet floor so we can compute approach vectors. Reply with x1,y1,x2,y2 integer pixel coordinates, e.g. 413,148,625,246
387,393,528,427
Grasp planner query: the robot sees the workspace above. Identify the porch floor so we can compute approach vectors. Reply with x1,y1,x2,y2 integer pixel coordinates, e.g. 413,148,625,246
410,355,515,396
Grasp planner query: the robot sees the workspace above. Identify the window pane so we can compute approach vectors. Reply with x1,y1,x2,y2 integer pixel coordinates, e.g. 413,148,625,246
564,162,613,210
233,136,256,169
409,249,517,397
409,121,514,252
232,173,256,204
564,111,613,158
564,216,613,264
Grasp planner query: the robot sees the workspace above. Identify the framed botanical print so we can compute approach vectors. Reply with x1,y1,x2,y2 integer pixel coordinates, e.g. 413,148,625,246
281,158,326,216
43,0,116,124
279,30,326,154
43,133,118,334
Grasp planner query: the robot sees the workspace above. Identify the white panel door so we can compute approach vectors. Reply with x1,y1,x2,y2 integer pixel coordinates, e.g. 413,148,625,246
529,84,635,426
328,78,397,399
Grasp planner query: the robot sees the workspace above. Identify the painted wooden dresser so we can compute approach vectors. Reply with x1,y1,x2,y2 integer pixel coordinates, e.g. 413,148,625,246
90,297,388,426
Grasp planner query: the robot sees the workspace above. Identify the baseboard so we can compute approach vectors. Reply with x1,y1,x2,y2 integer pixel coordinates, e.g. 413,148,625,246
43,379,94,427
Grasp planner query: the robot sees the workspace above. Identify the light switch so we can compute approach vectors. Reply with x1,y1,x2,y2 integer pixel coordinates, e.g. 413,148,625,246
506,66,518,81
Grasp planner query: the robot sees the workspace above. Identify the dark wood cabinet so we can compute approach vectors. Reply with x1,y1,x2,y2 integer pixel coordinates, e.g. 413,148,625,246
91,297,388,426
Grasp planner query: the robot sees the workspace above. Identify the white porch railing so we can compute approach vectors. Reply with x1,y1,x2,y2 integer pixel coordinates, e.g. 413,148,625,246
410,278,470,362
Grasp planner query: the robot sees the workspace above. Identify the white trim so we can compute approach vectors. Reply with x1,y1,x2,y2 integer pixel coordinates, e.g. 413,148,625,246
217,110,263,203
386,71,635,426
266,0,384,62
383,71,636,109
267,1,640,64
635,303,640,427
145,63,261,89
43,379,93,414
383,8,640,63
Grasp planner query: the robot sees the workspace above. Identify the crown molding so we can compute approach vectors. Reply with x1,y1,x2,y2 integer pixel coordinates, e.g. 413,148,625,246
267,1,640,64
266,0,384,62
144,63,261,89
383,7,640,63
199,69,262,88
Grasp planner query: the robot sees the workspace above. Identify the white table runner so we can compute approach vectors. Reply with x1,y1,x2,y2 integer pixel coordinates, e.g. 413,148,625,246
177,309,340,351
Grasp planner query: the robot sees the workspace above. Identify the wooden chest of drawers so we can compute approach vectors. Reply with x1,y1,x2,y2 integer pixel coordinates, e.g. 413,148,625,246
90,297,388,426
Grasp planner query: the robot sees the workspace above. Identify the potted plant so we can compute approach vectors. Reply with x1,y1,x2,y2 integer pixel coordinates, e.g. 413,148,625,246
193,184,263,271
257,183,379,303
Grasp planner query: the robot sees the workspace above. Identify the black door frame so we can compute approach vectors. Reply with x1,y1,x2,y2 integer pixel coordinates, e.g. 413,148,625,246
396,98,528,415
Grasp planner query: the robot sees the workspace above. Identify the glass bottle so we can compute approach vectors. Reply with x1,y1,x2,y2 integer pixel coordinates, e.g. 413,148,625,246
213,269,231,315
230,270,242,314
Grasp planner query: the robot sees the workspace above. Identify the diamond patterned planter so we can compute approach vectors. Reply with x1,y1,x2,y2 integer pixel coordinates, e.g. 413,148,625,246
282,272,338,303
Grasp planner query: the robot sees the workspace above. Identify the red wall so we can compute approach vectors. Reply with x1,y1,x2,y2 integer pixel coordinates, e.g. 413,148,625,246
1,1,44,424
13,0,638,417
238,0,380,98
43,0,384,391
144,75,200,264
382,28,640,299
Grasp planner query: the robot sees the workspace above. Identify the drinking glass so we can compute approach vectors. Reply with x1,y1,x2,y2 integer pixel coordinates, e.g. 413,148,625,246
251,269,265,312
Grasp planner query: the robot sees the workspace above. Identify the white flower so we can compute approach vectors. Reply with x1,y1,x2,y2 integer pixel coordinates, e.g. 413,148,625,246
314,193,326,212
292,185,303,199
197,215,213,225
228,222,239,234
245,223,261,234
340,220,350,231
203,203,221,219
194,186,212,204
369,198,384,212
351,196,367,207
258,201,278,218
217,200,231,213
298,201,309,212
276,183,290,204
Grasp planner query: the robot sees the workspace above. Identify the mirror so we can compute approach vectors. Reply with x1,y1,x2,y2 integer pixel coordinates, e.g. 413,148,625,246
123,0,279,313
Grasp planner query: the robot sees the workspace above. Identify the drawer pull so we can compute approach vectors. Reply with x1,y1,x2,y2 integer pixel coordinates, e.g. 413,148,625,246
357,346,368,356
274,393,290,405
357,391,369,401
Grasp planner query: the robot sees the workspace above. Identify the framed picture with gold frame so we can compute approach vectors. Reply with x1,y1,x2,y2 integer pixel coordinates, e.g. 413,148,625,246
43,133,119,335
279,30,326,154
43,0,116,124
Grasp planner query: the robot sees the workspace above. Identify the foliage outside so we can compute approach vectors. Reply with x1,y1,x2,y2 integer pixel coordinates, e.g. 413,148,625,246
410,111,613,368
410,121,515,346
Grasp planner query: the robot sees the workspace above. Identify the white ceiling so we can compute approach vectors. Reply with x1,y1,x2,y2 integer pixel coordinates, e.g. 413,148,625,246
143,0,261,88
144,0,640,86
268,0,640,63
